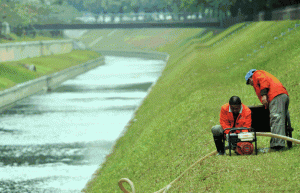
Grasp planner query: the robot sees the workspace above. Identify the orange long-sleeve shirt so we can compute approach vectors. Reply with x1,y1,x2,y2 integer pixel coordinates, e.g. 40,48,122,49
220,103,252,134
252,70,288,103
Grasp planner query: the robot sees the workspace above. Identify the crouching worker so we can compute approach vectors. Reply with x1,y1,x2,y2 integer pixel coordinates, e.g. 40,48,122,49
211,96,252,155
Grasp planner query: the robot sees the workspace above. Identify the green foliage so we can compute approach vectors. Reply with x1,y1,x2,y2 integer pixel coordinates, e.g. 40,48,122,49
0,0,297,26
0,0,82,27
48,3,82,24
83,20,300,192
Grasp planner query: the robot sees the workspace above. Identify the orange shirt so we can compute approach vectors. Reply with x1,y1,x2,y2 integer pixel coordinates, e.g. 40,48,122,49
252,70,288,103
220,103,252,134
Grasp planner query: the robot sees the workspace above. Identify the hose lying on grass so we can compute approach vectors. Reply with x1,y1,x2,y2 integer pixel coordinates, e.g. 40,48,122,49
118,132,300,193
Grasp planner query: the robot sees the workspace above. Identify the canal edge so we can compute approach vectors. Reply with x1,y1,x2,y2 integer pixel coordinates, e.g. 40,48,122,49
0,56,105,112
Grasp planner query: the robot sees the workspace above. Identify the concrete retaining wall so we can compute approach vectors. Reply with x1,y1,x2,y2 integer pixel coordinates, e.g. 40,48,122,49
0,40,73,62
96,50,169,62
0,56,105,111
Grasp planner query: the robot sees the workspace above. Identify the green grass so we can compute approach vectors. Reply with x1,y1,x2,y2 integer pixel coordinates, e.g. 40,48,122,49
83,20,300,193
80,28,209,53
0,50,102,91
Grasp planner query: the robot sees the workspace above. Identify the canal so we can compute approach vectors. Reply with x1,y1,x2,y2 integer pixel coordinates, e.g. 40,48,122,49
0,55,166,192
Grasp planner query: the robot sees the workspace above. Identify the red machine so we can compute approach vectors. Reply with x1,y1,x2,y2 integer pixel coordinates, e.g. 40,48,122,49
224,128,256,156
224,105,293,156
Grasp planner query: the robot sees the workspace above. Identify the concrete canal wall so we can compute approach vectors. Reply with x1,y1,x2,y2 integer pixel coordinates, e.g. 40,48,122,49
0,40,73,62
97,50,169,62
0,56,105,111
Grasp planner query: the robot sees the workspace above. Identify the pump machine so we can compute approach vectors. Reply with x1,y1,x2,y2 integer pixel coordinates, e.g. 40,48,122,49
223,105,293,156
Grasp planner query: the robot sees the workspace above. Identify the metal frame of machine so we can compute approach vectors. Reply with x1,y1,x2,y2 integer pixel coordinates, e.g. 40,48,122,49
224,128,257,156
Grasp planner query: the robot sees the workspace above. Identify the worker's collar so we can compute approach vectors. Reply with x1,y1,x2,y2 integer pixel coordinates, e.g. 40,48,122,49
229,105,243,113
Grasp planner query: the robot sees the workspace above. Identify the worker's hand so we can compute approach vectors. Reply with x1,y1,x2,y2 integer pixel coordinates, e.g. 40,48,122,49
262,95,268,109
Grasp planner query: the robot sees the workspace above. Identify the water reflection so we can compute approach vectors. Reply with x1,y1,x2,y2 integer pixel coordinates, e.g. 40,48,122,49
0,56,165,192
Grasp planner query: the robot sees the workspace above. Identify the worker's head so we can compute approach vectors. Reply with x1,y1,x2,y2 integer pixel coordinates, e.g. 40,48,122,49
245,69,256,86
229,96,242,115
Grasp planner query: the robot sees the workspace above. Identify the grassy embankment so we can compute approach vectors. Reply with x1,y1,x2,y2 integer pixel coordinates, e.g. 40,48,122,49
0,49,102,91
80,27,223,52
84,20,300,192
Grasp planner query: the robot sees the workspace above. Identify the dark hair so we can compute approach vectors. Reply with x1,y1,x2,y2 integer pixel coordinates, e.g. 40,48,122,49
247,75,253,84
229,96,241,105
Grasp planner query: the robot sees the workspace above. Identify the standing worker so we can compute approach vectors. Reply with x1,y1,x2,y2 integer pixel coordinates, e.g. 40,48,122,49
245,69,289,151
211,96,252,155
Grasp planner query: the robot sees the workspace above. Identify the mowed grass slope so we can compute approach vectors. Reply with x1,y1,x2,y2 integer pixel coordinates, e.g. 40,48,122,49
81,28,208,52
0,50,102,91
84,21,300,192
